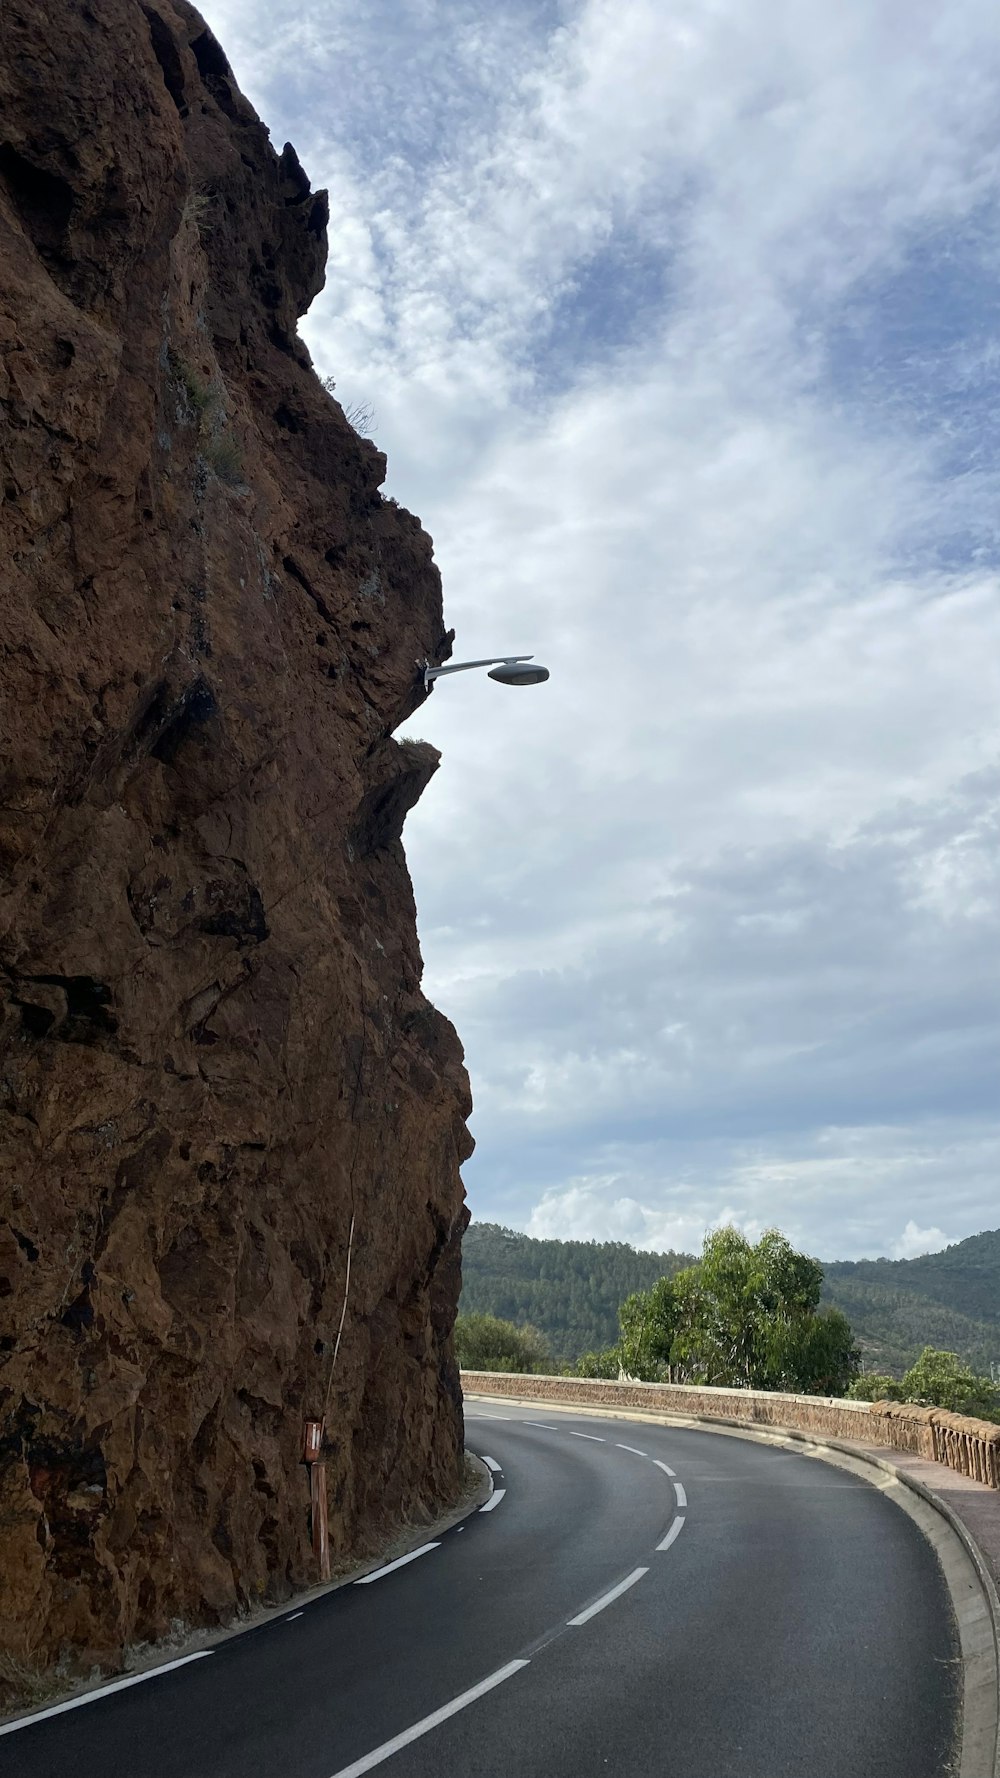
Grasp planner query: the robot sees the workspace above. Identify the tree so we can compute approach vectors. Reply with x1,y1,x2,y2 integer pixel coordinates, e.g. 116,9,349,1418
901,1347,1000,1420
779,1306,860,1395
618,1277,679,1380
459,1222,692,1363
460,1220,1000,1375
622,1227,860,1396
454,1312,551,1375
846,1373,906,1402
575,1347,621,1379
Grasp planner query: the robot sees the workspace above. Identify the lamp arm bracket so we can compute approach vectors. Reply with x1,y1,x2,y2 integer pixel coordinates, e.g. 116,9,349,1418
422,655,533,688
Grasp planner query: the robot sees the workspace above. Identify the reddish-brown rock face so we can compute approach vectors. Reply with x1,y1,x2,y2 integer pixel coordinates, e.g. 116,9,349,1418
0,0,472,1679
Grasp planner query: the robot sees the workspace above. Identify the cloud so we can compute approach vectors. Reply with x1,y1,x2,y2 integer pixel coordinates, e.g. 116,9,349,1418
525,1181,767,1256
519,1126,998,1262
892,1220,954,1261
201,0,1000,1259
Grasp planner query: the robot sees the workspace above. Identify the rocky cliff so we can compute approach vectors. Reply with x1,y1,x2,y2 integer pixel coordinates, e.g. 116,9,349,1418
0,0,472,1687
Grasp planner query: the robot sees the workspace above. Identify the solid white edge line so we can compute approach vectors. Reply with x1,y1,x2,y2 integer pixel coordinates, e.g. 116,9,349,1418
567,1430,605,1442
481,1456,502,1473
354,1543,440,1584
657,1515,686,1552
567,1567,648,1626
479,1488,506,1512
653,1459,676,1478
616,1443,648,1457
328,1659,530,1778
0,1651,213,1736
674,1481,687,1509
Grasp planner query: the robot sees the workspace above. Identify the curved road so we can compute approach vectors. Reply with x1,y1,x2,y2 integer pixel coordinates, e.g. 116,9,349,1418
1,1404,959,1777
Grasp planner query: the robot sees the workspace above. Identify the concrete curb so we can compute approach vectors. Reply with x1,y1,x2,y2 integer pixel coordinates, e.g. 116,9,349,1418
466,1391,1000,1778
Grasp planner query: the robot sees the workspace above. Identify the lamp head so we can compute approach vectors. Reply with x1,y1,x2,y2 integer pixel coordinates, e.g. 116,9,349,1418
488,661,550,686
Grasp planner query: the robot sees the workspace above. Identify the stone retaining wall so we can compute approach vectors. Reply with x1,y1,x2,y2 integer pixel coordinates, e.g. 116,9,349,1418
461,1372,1000,1489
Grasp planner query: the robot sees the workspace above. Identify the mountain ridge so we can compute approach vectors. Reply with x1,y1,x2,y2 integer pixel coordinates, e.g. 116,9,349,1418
460,1221,1000,1374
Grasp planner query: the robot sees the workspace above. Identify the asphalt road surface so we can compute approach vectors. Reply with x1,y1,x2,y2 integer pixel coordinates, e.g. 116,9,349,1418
0,1405,960,1778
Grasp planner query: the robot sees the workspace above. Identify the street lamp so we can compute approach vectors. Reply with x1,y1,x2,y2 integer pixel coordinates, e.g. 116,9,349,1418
422,655,550,692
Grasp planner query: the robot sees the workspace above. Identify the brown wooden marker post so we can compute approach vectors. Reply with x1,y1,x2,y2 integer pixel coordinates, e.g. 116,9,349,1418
302,1419,330,1582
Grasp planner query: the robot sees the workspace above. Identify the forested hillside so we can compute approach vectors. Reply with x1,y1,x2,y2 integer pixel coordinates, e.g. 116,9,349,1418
459,1223,690,1362
823,1231,1000,1375
460,1222,1000,1374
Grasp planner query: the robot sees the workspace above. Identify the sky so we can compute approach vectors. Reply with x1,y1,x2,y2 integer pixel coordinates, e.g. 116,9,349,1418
202,0,1000,1262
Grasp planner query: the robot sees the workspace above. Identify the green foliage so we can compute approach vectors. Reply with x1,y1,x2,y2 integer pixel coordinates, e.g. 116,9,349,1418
822,1229,1000,1374
454,1312,551,1375
165,352,245,488
617,1277,679,1380
203,433,245,485
831,1229,1000,1321
459,1230,999,1413
848,1348,1000,1419
168,350,214,418
846,1373,907,1402
900,1347,1000,1419
569,1228,858,1394
461,1219,1000,1378
460,1222,691,1363
591,1228,859,1394
651,1227,860,1394
783,1306,862,1395
574,1348,621,1378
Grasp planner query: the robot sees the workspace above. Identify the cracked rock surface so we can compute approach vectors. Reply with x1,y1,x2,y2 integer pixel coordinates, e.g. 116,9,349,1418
0,0,472,1684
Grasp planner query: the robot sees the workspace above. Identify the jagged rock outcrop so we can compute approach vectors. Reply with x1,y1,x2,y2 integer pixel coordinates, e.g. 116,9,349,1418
0,0,472,1686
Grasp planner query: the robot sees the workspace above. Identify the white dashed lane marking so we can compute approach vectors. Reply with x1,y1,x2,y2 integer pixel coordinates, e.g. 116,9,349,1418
567,1567,648,1626
470,1410,690,1578
355,1545,440,1584
327,1660,530,1777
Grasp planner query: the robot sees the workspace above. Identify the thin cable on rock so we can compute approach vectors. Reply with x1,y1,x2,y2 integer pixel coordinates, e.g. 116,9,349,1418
320,956,368,1425
323,1210,355,1422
